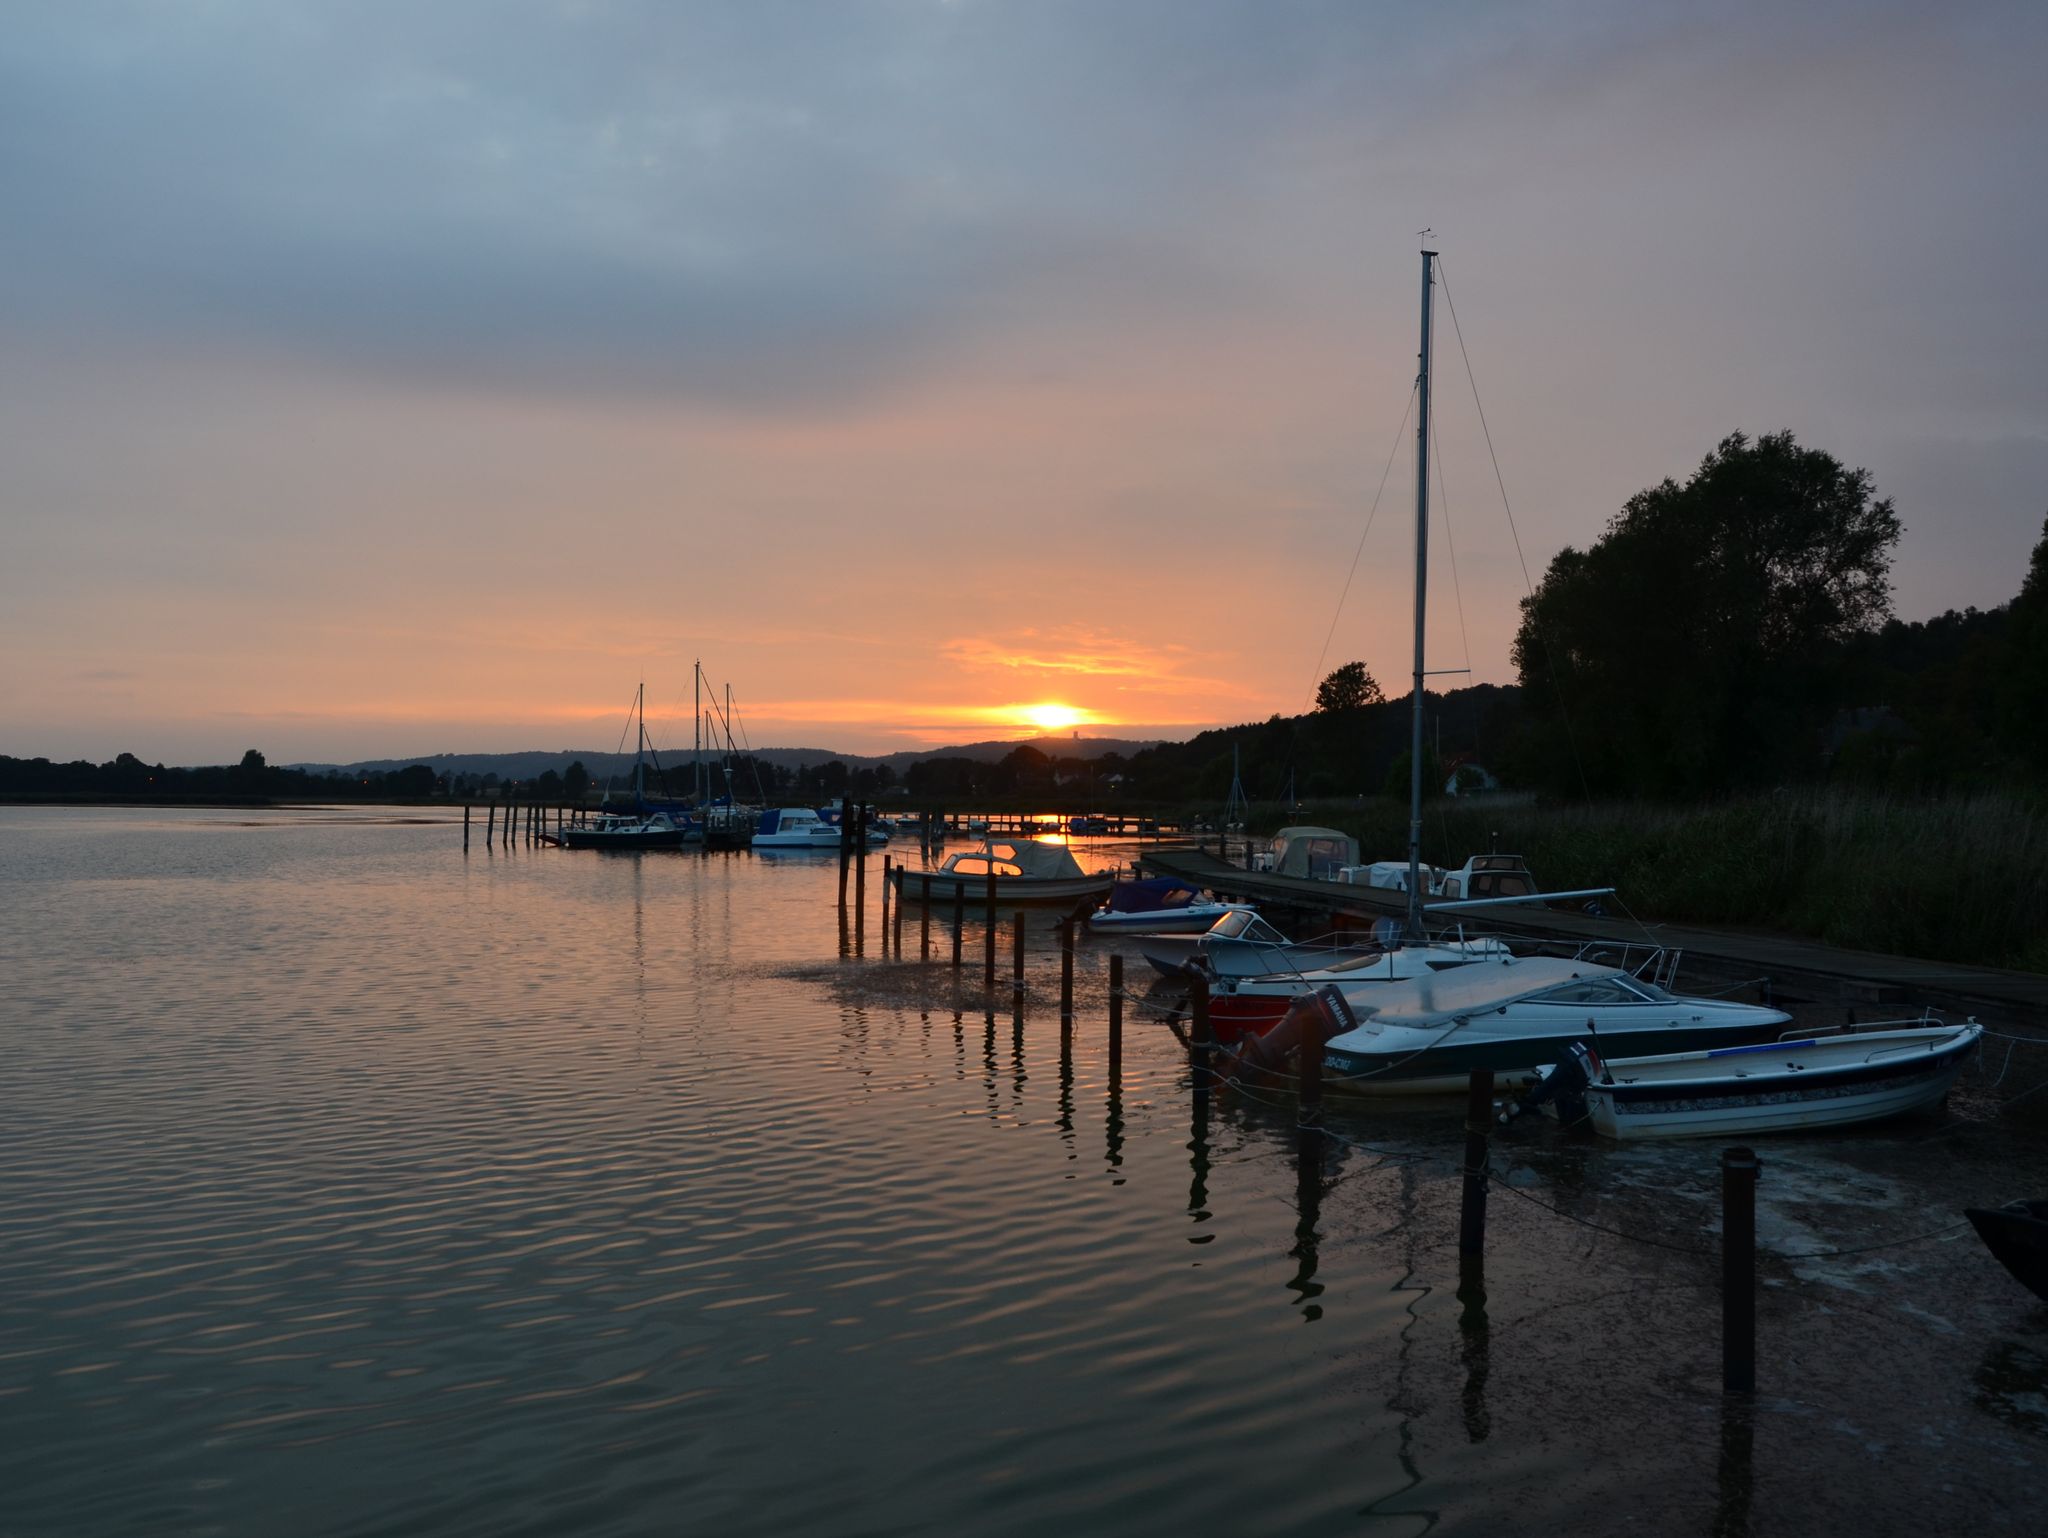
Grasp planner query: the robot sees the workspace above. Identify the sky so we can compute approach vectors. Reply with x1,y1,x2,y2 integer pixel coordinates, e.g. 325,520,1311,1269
3,0,2043,764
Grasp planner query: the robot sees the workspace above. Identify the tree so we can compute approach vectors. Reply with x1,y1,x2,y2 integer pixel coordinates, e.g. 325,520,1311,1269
1998,512,2048,772
1316,662,1384,714
564,761,590,799
1512,431,1900,795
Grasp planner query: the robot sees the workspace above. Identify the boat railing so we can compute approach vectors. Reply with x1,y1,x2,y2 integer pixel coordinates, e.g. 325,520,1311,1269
1570,941,1683,990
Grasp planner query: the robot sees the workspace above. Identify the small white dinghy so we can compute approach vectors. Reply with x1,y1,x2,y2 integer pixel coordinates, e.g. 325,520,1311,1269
1535,1020,1982,1140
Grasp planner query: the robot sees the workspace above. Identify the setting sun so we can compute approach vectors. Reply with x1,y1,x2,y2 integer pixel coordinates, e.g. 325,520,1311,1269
1022,702,1087,731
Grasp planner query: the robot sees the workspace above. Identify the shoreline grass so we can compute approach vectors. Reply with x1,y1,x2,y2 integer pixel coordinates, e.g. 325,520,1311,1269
1260,790,2048,974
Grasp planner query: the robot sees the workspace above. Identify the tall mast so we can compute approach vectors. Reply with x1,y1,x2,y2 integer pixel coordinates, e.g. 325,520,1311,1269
635,680,646,804
693,660,702,802
1406,246,1437,940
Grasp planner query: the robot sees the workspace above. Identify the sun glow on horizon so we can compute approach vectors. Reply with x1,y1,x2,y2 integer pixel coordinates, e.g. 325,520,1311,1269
1021,702,1088,731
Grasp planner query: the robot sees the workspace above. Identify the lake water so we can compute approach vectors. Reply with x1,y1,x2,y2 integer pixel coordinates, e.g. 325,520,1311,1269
3,806,2044,1536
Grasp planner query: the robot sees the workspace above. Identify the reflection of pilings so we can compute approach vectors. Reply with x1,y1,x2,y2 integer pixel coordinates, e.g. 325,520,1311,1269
1456,1251,1491,1444
1460,1070,1494,1255
1108,954,1123,1075
1011,1004,1026,1103
1187,1084,1212,1231
1058,1010,1074,1142
1012,911,1026,1008
981,1009,997,1117
1714,1396,1754,1538
1288,1126,1326,1319
1106,1061,1125,1172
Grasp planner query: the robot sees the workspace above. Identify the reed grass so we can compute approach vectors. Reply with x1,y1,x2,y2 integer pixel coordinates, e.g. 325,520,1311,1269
1267,790,2048,973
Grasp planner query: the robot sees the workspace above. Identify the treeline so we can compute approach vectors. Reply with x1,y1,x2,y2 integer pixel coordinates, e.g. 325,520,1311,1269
1112,433,2048,806
0,749,441,802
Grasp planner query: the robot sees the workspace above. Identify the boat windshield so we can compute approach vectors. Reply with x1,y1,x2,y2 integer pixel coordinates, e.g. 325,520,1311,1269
1206,909,1287,943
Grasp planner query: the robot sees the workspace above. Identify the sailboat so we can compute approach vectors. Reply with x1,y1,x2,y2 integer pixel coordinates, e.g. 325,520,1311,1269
559,684,693,850
1223,249,1776,1085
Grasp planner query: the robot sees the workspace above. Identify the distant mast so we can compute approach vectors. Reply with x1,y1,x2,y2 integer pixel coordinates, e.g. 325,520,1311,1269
1406,245,1437,941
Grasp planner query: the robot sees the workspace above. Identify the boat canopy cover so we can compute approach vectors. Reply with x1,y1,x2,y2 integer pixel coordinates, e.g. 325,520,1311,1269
1267,826,1362,879
1351,957,1627,1029
946,839,1087,880
1104,877,1203,913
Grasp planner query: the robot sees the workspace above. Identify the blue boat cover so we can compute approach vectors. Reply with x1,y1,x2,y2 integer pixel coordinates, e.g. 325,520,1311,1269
1105,877,1202,913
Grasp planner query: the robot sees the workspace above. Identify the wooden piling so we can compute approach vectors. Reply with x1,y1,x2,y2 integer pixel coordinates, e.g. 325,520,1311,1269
486,803,496,848
1298,1009,1324,1125
1108,954,1123,1074
837,796,852,908
892,860,904,956
1459,1070,1494,1255
854,809,867,950
921,874,931,962
463,803,471,851
1059,919,1074,1025
882,856,892,955
1189,974,1213,1085
984,870,997,987
1722,1146,1759,1394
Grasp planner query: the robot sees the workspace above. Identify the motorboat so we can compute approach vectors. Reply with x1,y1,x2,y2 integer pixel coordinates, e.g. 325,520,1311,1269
1136,908,1378,980
1305,957,1792,1094
559,809,692,850
888,838,1113,907
1529,1021,1982,1139
1966,1200,2048,1302
753,807,884,849
1089,877,1251,935
1205,935,1516,1039
1249,826,1360,880
1068,815,1111,835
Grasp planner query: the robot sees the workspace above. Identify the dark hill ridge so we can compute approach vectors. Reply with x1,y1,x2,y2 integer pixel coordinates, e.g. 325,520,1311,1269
285,735,1167,782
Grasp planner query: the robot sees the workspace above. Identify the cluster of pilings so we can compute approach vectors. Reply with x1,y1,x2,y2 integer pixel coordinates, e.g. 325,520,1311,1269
461,801,586,850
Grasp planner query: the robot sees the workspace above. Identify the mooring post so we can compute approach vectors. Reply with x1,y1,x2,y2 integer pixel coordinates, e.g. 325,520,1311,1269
1459,1069,1495,1256
854,809,867,951
893,859,905,956
983,871,998,986
1722,1146,1760,1394
1189,973,1213,1089
952,881,964,969
1108,953,1124,1075
882,856,892,955
486,802,496,848
1060,919,1075,1026
1299,1008,1325,1126
837,796,852,909
1012,911,1027,1004
921,873,932,962
463,803,471,851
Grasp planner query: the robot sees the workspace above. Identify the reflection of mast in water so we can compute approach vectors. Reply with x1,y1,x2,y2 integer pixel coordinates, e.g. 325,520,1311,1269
1288,1126,1328,1321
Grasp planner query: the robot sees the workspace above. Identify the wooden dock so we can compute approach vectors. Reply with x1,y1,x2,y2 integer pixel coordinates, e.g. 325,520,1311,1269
1138,845,2048,1024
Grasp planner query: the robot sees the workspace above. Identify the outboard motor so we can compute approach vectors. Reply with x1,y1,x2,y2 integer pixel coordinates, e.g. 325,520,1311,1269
1502,1040,1602,1128
1228,984,1362,1077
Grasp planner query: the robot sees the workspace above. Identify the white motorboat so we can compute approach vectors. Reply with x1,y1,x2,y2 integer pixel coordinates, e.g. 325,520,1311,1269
1136,908,1378,980
1533,1021,1982,1139
1314,957,1793,1094
889,838,1113,907
1089,877,1251,935
1206,935,1516,1038
752,807,841,848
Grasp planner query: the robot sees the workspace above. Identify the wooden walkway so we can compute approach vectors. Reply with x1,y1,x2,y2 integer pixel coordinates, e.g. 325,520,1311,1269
1138,846,2048,1023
